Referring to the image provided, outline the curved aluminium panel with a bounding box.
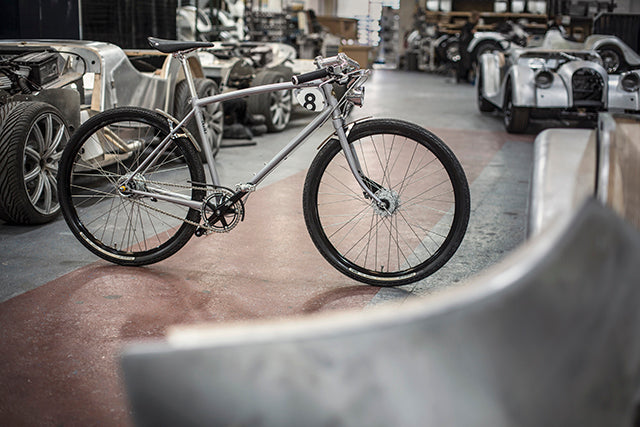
[122,200,640,427]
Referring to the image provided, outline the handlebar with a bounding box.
[292,68,330,84]
[291,53,360,85]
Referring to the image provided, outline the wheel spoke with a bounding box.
[59,111,205,265]
[308,124,469,285]
[29,174,44,204]
[24,146,41,163]
[24,164,41,182]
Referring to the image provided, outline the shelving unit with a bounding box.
[243,0,288,43]
[429,11,548,35]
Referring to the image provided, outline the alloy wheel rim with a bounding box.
[23,112,68,215]
[269,78,292,130]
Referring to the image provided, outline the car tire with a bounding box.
[0,101,70,224]
[247,70,292,133]
[473,41,501,62]
[503,84,529,133]
[174,78,224,161]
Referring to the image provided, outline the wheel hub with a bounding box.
[117,173,147,198]
[372,188,400,217]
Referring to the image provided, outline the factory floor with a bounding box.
[0,69,537,425]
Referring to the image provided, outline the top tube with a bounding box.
[193,81,299,108]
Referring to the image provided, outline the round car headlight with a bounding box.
[621,72,640,92]
[534,70,554,89]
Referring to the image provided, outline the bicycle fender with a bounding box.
[154,109,201,152]
[317,115,373,150]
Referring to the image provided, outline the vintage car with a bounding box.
[405,25,461,72]
[177,5,241,42]
[582,35,640,113]
[467,21,531,65]
[476,30,640,133]
[198,41,297,133]
[0,39,223,225]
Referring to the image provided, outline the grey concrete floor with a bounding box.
[0,69,534,302]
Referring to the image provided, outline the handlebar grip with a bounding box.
[292,68,330,84]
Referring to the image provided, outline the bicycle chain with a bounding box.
[127,196,216,231]
[123,178,217,232]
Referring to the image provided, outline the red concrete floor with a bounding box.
[0,128,533,425]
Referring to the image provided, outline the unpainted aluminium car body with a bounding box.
[467,21,530,62]
[198,41,297,133]
[478,30,640,133]
[0,39,221,224]
[583,35,640,113]
[0,38,212,130]
[477,30,611,133]
[535,32,640,111]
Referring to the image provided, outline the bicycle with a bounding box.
[57,37,470,287]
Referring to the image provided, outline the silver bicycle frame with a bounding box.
[123,54,382,210]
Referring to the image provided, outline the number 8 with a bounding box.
[304,93,317,111]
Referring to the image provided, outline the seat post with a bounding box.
[176,52,198,98]
[175,51,220,185]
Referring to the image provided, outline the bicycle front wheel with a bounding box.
[58,107,206,266]
[303,119,470,286]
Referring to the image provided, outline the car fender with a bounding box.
[586,35,640,68]
[505,65,536,107]
[478,52,503,99]
[608,71,640,111]
[533,71,569,108]
[10,88,81,131]
[468,32,506,53]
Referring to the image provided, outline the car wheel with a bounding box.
[597,45,623,74]
[503,84,529,133]
[174,78,224,161]
[474,41,501,60]
[0,101,69,224]
[247,70,292,133]
[445,39,461,64]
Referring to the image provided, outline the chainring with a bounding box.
[200,187,244,234]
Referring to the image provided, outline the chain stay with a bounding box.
[124,178,227,232]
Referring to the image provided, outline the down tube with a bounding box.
[249,106,334,185]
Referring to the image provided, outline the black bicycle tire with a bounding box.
[58,107,206,266]
[303,118,470,286]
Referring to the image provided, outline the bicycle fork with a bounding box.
[321,84,386,207]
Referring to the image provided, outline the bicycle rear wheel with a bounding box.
[303,119,470,286]
[58,107,206,266]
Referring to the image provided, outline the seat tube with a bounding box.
[178,53,220,185]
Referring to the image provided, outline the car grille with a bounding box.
[572,68,604,108]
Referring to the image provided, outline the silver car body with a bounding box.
[478,30,640,117]
[0,39,205,115]
[198,41,296,89]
